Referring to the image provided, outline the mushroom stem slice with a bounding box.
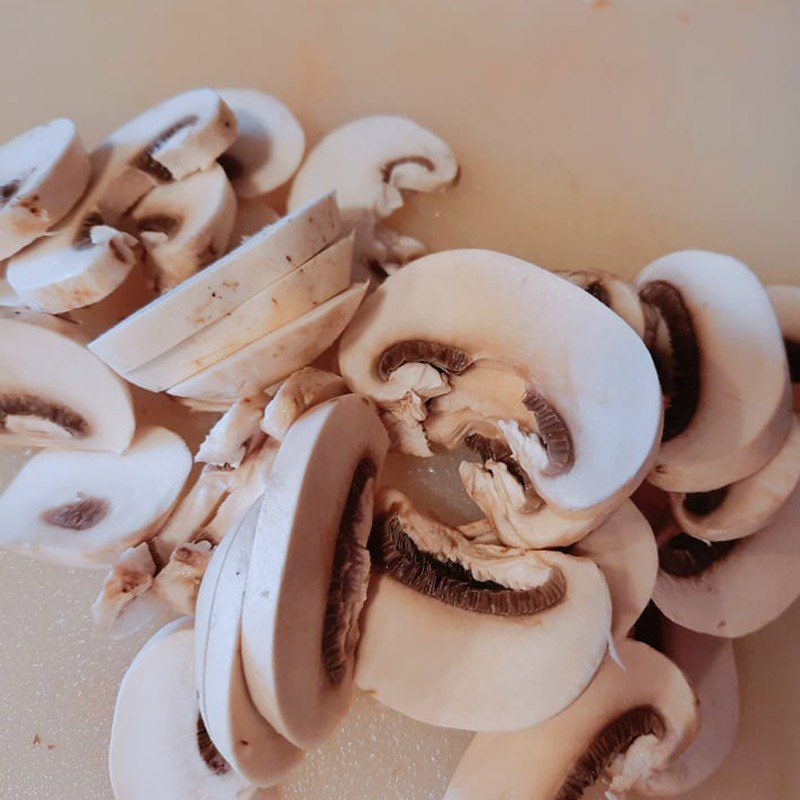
[196,397,268,468]
[767,284,800,412]
[91,542,158,629]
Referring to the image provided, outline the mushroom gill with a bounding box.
[681,486,729,518]
[42,497,110,531]
[195,713,231,776]
[658,533,738,577]
[521,388,574,476]
[132,116,199,182]
[377,340,473,381]
[0,393,89,438]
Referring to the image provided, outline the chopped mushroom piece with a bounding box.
[196,397,268,468]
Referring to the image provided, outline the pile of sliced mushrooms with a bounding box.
[0,87,798,800]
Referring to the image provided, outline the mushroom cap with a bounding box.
[194,502,304,786]
[339,249,662,516]
[444,640,698,800]
[241,395,389,748]
[767,284,800,411]
[218,89,305,198]
[637,250,792,492]
[90,192,340,374]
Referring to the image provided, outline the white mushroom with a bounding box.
[288,115,458,275]
[228,197,280,247]
[89,192,339,375]
[0,426,191,568]
[196,397,268,468]
[242,395,389,748]
[218,89,305,198]
[767,284,800,411]
[636,250,792,491]
[0,118,91,259]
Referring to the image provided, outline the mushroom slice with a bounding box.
[767,284,800,411]
[195,502,304,787]
[0,426,191,567]
[444,640,698,800]
[637,250,792,491]
[90,192,339,374]
[196,397,267,468]
[229,197,280,247]
[241,395,389,748]
[355,490,611,732]
[0,118,91,259]
[218,89,305,198]
[127,163,236,292]
[0,316,134,451]
[126,235,353,392]
[653,481,800,637]
[168,283,368,402]
[288,116,458,274]
[670,415,800,541]
[340,249,662,519]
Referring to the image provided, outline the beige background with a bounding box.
[0,0,799,797]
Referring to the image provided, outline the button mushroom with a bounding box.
[767,284,800,412]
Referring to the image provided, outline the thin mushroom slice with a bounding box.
[0,118,91,259]
[218,89,305,198]
[0,426,191,568]
[90,192,339,374]
[0,316,134,451]
[767,284,800,411]
[340,249,662,519]
[241,395,389,748]
[355,490,612,732]
[637,250,792,492]
[444,640,698,800]
[670,415,800,541]
[195,502,304,787]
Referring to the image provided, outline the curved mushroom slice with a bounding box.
[654,481,800,637]
[7,89,236,313]
[196,397,268,468]
[355,490,611,732]
[444,640,698,800]
[218,89,305,198]
[127,235,353,392]
[637,250,792,491]
[127,163,236,292]
[90,192,339,374]
[0,118,91,259]
[0,426,191,567]
[340,249,662,520]
[0,316,134,451]
[241,395,389,748]
[288,116,458,274]
[670,415,800,541]
[168,283,367,402]
[195,502,304,787]
[767,284,800,411]
[229,197,280,247]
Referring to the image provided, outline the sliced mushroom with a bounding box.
[218,89,305,198]
[89,192,339,374]
[0,315,134,451]
[196,397,268,468]
[0,118,91,259]
[637,251,792,491]
[7,89,237,313]
[241,395,389,748]
[0,426,191,567]
[168,282,368,402]
[670,415,800,541]
[288,116,458,275]
[0,275,22,307]
[767,284,800,411]
[126,163,236,292]
[195,502,304,787]
[339,249,662,522]
[444,640,698,800]
[228,196,280,247]
[126,234,353,392]
[355,489,612,731]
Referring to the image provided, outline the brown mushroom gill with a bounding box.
[658,533,738,578]
[464,432,529,486]
[377,340,473,381]
[73,210,106,249]
[196,713,231,776]
[556,706,666,800]
[42,497,110,531]
[0,393,89,438]
[370,514,566,615]
[135,213,182,238]
[322,458,377,685]
[584,280,610,308]
[380,155,436,183]
[217,152,244,181]
[0,177,21,206]
[522,388,574,475]
[682,486,729,517]
[132,116,199,182]
[784,339,800,384]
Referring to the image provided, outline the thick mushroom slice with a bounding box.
[228,197,280,247]
[653,480,800,637]
[126,163,236,292]
[767,284,800,411]
[340,249,662,521]
[241,395,389,748]
[637,250,792,491]
[195,502,304,787]
[444,640,698,800]
[168,282,368,402]
[355,490,611,732]
[0,118,91,259]
[0,316,134,451]
[90,192,339,374]
[669,415,800,541]
[126,234,353,392]
[288,115,458,274]
[218,89,305,198]
[0,425,191,568]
